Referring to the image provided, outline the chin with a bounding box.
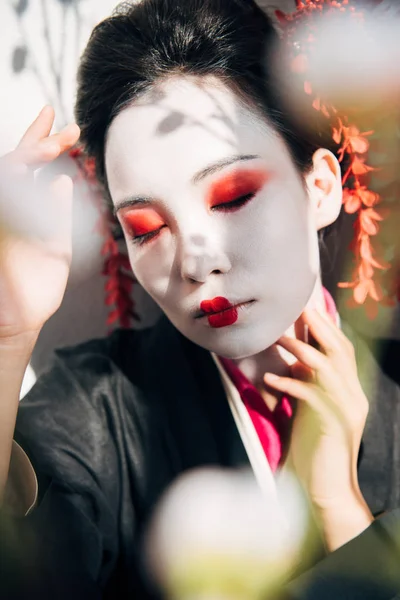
[188,323,285,360]
[216,332,280,360]
[171,289,314,359]
[196,297,313,358]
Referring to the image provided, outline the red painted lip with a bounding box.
[200,296,233,315]
[197,297,253,329]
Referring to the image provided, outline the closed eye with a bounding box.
[131,225,167,246]
[211,193,255,212]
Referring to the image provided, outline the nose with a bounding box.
[179,233,231,284]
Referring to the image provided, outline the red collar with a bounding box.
[218,289,337,472]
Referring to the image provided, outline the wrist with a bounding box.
[0,331,39,373]
[0,331,38,500]
[315,493,374,552]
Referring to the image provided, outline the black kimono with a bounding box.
[1,316,400,599]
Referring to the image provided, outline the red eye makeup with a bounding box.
[120,209,166,244]
[207,169,269,211]
[118,168,269,246]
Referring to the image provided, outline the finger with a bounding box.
[313,308,355,350]
[290,361,314,383]
[13,138,62,168]
[18,105,55,147]
[263,373,344,426]
[15,123,80,169]
[264,373,322,412]
[302,309,351,357]
[276,335,328,371]
[46,123,80,155]
[277,335,350,394]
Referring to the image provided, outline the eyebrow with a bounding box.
[113,195,154,216]
[191,154,260,184]
[113,154,260,215]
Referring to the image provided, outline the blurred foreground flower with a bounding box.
[278,8,400,110]
[145,468,309,600]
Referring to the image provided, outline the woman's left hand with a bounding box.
[264,308,374,550]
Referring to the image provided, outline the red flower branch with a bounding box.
[277,0,396,317]
[69,146,139,330]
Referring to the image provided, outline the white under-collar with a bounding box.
[211,352,279,501]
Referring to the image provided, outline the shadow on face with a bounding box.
[105,75,336,358]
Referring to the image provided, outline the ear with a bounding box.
[305,148,342,230]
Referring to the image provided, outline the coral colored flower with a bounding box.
[359,208,382,236]
[369,279,384,302]
[312,97,320,110]
[370,256,391,271]
[342,189,361,213]
[277,0,393,318]
[342,125,372,154]
[358,236,389,269]
[342,186,380,214]
[332,120,343,145]
[360,189,380,207]
[353,278,383,304]
[304,81,312,95]
[351,156,375,175]
[359,235,374,261]
[354,280,370,304]
[359,261,374,280]
[346,294,380,320]
[321,104,330,118]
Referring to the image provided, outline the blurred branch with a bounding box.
[40,0,68,123]
[73,0,82,66]
[8,0,85,127]
[58,2,68,108]
[9,0,57,107]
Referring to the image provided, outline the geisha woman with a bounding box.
[1,0,400,598]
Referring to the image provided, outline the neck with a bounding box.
[232,276,327,410]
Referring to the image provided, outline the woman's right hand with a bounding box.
[0,106,80,342]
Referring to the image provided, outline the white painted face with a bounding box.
[105,77,320,359]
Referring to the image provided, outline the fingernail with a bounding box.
[264,373,280,381]
[63,122,79,131]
